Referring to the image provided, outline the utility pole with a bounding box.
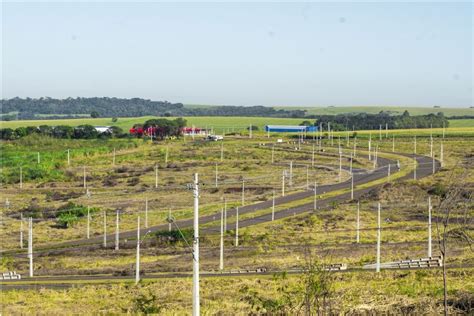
[224,198,227,231]
[353,137,357,158]
[306,165,309,190]
[271,145,275,164]
[272,190,275,221]
[373,147,377,169]
[376,202,381,273]
[215,163,218,188]
[135,216,140,284]
[311,144,315,167]
[192,173,200,316]
[241,179,245,206]
[281,171,285,196]
[67,149,70,166]
[220,142,224,162]
[87,206,90,239]
[392,135,395,153]
[83,166,87,188]
[20,213,23,249]
[155,164,158,189]
[168,208,172,232]
[413,157,417,180]
[235,207,239,247]
[103,211,107,248]
[385,123,388,138]
[356,201,360,243]
[115,210,120,251]
[28,217,33,277]
[349,153,353,175]
[428,197,432,258]
[313,182,317,211]
[440,141,444,167]
[289,161,293,187]
[379,125,382,140]
[430,136,433,158]
[432,151,436,174]
[351,175,354,200]
[368,134,372,161]
[145,198,149,228]
[339,153,342,182]
[220,207,224,270]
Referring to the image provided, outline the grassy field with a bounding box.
[273,105,474,117]
[0,116,307,131]
[1,128,473,314]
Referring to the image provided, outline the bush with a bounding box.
[56,202,97,228]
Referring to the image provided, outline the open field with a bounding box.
[2,115,474,131]
[0,116,307,131]
[1,128,473,314]
[273,105,474,117]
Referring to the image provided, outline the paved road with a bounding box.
[2,151,439,257]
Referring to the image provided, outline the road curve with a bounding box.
[2,151,440,255]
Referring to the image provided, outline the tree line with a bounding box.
[1,97,307,119]
[0,118,188,141]
[309,111,449,131]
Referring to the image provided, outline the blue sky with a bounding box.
[1,2,472,107]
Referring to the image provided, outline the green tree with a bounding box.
[90,111,100,118]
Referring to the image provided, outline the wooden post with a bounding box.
[155,164,158,189]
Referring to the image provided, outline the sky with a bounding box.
[1,1,472,107]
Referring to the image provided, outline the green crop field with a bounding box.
[273,105,474,117]
[0,116,306,131]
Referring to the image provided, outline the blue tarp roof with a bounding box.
[264,125,318,132]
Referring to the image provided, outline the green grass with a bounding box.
[274,105,474,117]
[448,119,474,127]
[0,116,307,132]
